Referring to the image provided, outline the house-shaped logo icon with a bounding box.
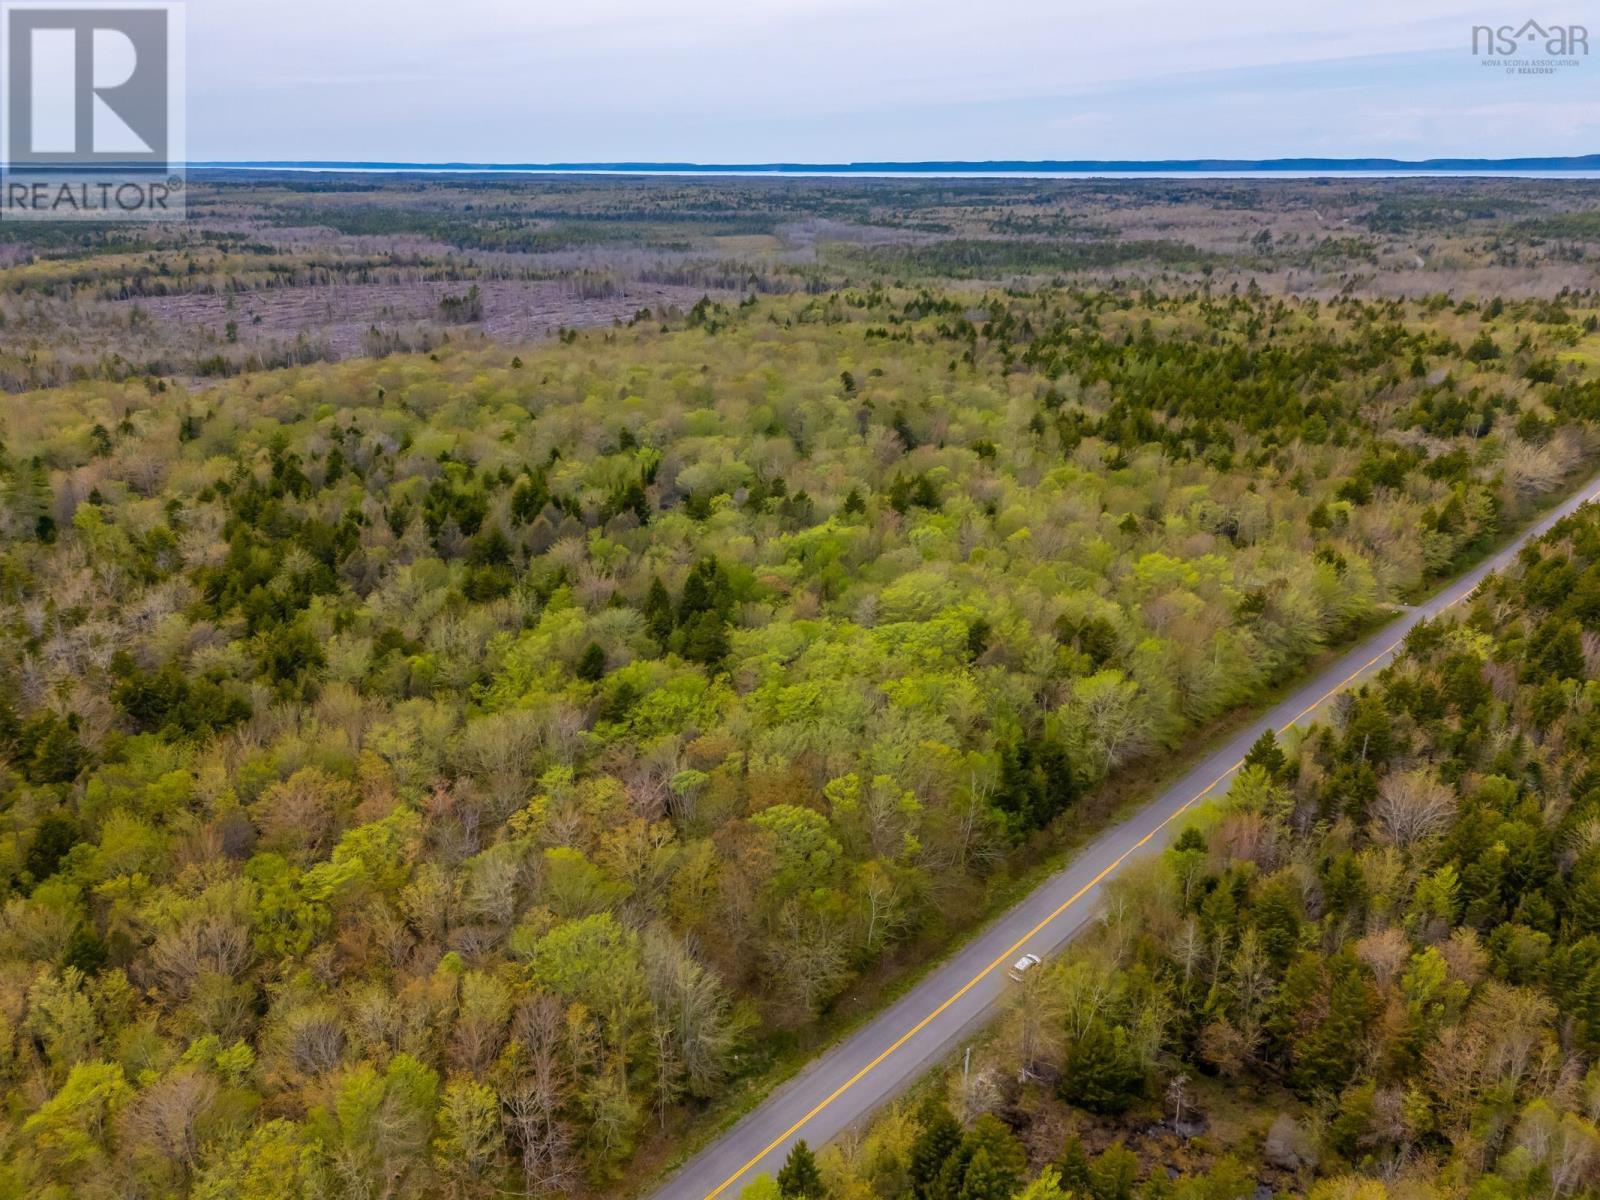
[1472,17,1589,57]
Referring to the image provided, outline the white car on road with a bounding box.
[1007,953,1042,982]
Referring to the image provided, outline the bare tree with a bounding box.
[1355,927,1412,989]
[149,913,251,999]
[451,970,513,1078]
[499,994,577,1195]
[767,903,850,1023]
[120,1066,216,1169]
[1001,961,1064,1080]
[1166,1073,1190,1126]
[642,928,742,1101]
[251,766,353,858]
[280,1003,347,1076]
[455,709,548,823]
[1516,1101,1600,1196]
[1372,769,1457,847]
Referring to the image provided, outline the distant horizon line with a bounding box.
[187,153,1600,175]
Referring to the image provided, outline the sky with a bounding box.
[185,0,1599,162]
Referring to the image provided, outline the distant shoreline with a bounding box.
[188,169,1600,181]
[185,155,1600,180]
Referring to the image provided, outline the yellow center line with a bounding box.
[700,486,1600,1200]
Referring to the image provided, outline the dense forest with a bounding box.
[787,501,1600,1200]
[0,279,1598,1198]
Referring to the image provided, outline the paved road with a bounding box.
[650,472,1600,1200]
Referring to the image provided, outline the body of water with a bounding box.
[191,165,1600,181]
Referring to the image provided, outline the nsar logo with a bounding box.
[1471,18,1588,74]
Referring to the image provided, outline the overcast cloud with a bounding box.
[185,0,1598,161]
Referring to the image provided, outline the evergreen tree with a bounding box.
[643,576,674,645]
[909,1101,962,1200]
[995,734,1077,833]
[1055,1137,1093,1197]
[956,1148,1012,1200]
[777,1140,826,1200]
[681,611,731,668]
[965,618,992,661]
[1243,728,1287,779]
[1059,1021,1144,1114]
[576,642,607,682]
[1289,955,1377,1096]
[957,1116,1025,1200]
